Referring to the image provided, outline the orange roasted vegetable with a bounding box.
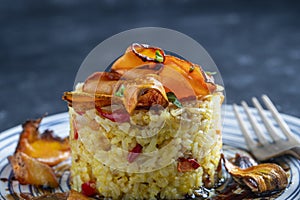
[119,74,168,113]
[15,118,70,166]
[63,91,113,114]
[111,43,216,98]
[63,43,218,114]
[111,43,165,74]
[8,151,58,188]
[83,72,122,94]
[64,74,168,114]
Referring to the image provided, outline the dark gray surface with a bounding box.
[1,0,300,132]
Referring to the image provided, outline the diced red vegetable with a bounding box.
[127,143,143,163]
[81,180,97,197]
[77,111,85,115]
[72,120,78,140]
[177,158,200,172]
[96,106,130,123]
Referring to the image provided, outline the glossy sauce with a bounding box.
[2,154,290,200]
[188,154,290,200]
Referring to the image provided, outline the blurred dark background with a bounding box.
[1,0,300,131]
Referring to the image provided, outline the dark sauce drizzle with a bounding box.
[186,154,290,200]
[4,155,290,200]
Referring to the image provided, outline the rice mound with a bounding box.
[68,84,223,199]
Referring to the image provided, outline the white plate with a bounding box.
[0,105,300,199]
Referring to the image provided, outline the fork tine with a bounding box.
[241,101,269,145]
[252,97,282,142]
[262,94,299,141]
[233,104,256,149]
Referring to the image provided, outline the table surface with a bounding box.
[1,0,300,132]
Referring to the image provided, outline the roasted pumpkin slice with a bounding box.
[63,91,113,114]
[8,151,58,188]
[16,118,70,166]
[83,72,121,94]
[64,73,168,114]
[111,43,164,74]
[111,43,216,97]
[163,55,216,96]
[118,74,168,113]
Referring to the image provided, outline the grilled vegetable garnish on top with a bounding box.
[63,43,218,116]
[111,43,216,96]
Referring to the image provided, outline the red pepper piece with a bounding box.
[81,180,97,196]
[77,111,85,115]
[128,143,143,163]
[96,106,130,123]
[72,120,78,140]
[177,158,200,172]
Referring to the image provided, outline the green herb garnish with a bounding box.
[205,71,217,76]
[115,84,125,97]
[189,65,195,73]
[167,92,182,108]
[155,50,164,63]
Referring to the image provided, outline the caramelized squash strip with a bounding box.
[64,74,169,114]
[16,118,70,166]
[8,152,58,188]
[63,43,217,113]
[111,43,216,97]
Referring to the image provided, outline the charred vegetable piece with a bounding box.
[222,155,288,193]
[177,158,200,172]
[8,152,58,188]
[63,43,219,115]
[83,72,121,95]
[136,88,169,109]
[64,74,169,114]
[119,74,168,113]
[233,153,258,169]
[128,143,143,163]
[63,91,113,113]
[15,118,70,166]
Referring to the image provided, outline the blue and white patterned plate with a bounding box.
[0,105,299,199]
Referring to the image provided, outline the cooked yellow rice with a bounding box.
[68,84,223,199]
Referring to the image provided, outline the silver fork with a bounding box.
[233,94,300,161]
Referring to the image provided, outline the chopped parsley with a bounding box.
[115,84,125,97]
[205,71,217,76]
[167,92,182,108]
[155,50,164,63]
[189,65,195,73]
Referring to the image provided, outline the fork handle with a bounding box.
[288,147,300,160]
